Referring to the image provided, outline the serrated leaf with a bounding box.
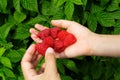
[113,27,120,34]
[90,4,104,14]
[87,13,97,32]
[107,0,119,11]
[0,72,5,80]
[13,0,21,12]
[6,50,23,63]
[71,0,83,5]
[14,11,26,23]
[111,10,120,19]
[63,59,78,73]
[0,0,7,10]
[0,57,12,69]
[2,67,15,78]
[27,15,48,25]
[96,12,115,27]
[14,24,30,40]
[21,0,38,12]
[57,0,66,7]
[41,1,50,15]
[52,8,64,19]
[100,0,109,6]
[65,2,74,20]
[0,23,14,40]
[0,47,6,57]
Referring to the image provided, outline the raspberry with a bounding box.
[50,27,61,39]
[37,29,50,39]
[54,40,65,53]
[35,43,49,56]
[57,30,69,40]
[43,36,54,47]
[63,34,76,47]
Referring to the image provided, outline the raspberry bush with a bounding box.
[0,0,120,80]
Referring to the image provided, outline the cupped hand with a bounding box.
[30,20,95,58]
[21,44,60,80]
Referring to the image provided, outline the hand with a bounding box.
[30,20,96,58]
[21,44,60,80]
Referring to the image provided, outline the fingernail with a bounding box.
[46,47,54,54]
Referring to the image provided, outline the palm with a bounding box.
[30,20,93,58]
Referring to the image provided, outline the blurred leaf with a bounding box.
[107,0,119,11]
[0,0,7,12]
[0,72,5,80]
[61,75,73,80]
[14,24,30,40]
[65,1,74,20]
[0,23,14,40]
[21,0,38,12]
[2,67,15,78]
[63,59,78,73]
[87,13,97,32]
[14,11,26,23]
[13,0,21,12]
[0,57,12,69]
[57,0,66,7]
[71,0,83,5]
[0,47,6,57]
[96,12,115,27]
[111,10,120,19]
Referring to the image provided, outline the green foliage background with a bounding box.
[0,0,120,80]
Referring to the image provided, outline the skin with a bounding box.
[21,20,120,80]
[30,20,120,58]
[21,44,60,80]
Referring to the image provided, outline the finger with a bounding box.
[44,48,58,75]
[51,20,77,29]
[21,44,41,77]
[31,34,42,43]
[29,28,39,35]
[35,24,48,31]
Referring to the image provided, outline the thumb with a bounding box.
[44,47,58,75]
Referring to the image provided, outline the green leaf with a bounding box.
[100,0,109,6]
[107,0,119,11]
[0,47,6,57]
[113,27,120,34]
[96,12,115,27]
[21,0,38,12]
[27,15,48,25]
[81,0,87,10]
[87,13,97,32]
[0,23,14,40]
[57,0,66,7]
[90,4,104,14]
[114,20,120,27]
[13,0,21,12]
[14,24,30,40]
[0,0,7,10]
[71,0,83,5]
[57,60,65,75]
[61,75,73,80]
[6,49,23,63]
[0,72,5,80]
[2,67,15,78]
[63,59,78,73]
[0,57,12,69]
[111,10,120,19]
[65,2,74,20]
[14,11,26,23]
[41,1,50,15]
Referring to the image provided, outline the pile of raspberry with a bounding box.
[35,27,76,56]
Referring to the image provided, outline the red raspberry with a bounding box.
[37,29,50,39]
[63,34,76,47]
[57,30,69,40]
[54,40,65,53]
[50,27,61,39]
[35,43,49,56]
[43,36,54,47]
